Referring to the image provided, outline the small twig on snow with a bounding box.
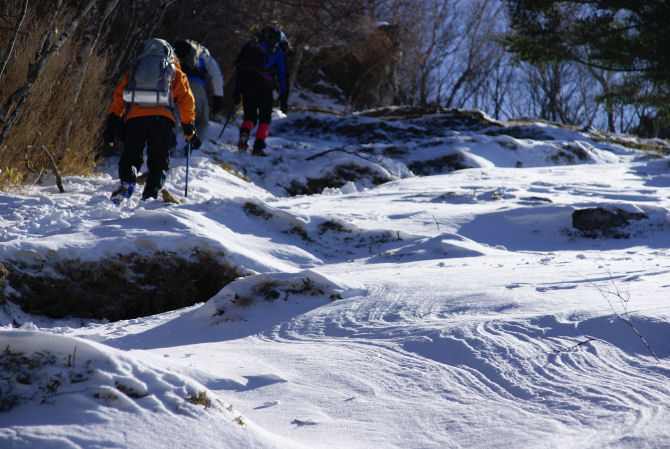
[551,337,599,354]
[593,264,659,363]
[305,146,355,161]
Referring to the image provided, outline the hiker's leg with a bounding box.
[253,78,275,152]
[143,117,174,198]
[257,77,275,127]
[241,88,258,128]
[238,81,259,150]
[119,117,149,183]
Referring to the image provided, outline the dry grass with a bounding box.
[213,158,251,182]
[0,0,185,190]
[0,3,115,190]
[186,391,212,408]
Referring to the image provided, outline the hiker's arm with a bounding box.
[174,69,196,124]
[108,72,129,117]
[202,52,224,97]
[276,51,287,97]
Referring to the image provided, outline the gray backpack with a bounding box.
[123,38,176,108]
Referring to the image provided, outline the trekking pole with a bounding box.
[185,138,191,198]
[218,104,237,139]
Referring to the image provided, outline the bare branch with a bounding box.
[39,145,64,193]
[593,264,660,363]
[0,0,29,82]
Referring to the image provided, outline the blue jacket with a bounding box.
[259,41,287,97]
[236,40,287,98]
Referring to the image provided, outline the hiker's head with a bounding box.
[173,40,191,60]
[259,26,287,52]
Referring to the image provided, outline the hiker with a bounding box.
[233,25,289,156]
[173,39,224,143]
[104,38,197,204]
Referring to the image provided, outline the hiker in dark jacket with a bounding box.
[233,26,289,156]
[104,38,196,204]
[173,39,224,141]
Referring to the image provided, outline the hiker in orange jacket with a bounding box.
[104,38,197,203]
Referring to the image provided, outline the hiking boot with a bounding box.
[110,181,135,205]
[237,128,250,152]
[252,138,267,156]
[141,187,159,201]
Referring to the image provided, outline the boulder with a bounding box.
[572,207,647,238]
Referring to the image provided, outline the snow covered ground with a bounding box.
[2,102,670,448]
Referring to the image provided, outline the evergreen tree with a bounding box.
[503,1,670,131]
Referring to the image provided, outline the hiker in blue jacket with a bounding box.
[173,39,224,144]
[233,26,289,156]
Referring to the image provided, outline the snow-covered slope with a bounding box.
[2,105,670,448]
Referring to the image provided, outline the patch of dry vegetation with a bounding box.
[0,3,113,190]
[1,249,242,321]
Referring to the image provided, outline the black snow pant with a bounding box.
[119,116,173,199]
[240,71,275,128]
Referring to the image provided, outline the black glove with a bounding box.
[184,134,202,155]
[103,114,123,147]
[211,95,224,115]
[280,95,288,114]
[191,134,202,150]
[182,122,196,140]
[232,90,241,106]
[182,122,201,152]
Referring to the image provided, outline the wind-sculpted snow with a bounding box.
[254,275,670,447]
[0,330,296,449]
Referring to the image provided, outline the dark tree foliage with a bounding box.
[503,1,670,115]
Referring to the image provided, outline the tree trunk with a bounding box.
[588,66,616,132]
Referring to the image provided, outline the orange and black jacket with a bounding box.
[108,60,195,125]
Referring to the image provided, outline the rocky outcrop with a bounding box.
[572,207,648,238]
[298,24,401,110]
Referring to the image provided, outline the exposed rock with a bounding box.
[285,163,390,196]
[572,207,647,238]
[485,125,554,141]
[298,24,401,109]
[408,154,470,175]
